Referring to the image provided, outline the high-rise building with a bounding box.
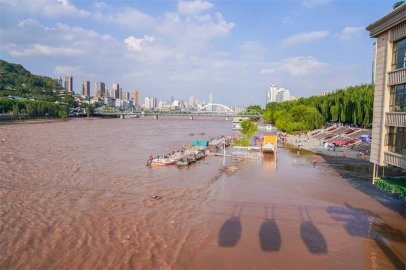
[267,84,278,103]
[208,92,214,111]
[209,92,214,104]
[132,90,140,105]
[144,96,157,109]
[65,75,73,93]
[119,88,123,100]
[82,80,90,97]
[95,82,106,97]
[112,83,120,99]
[267,84,291,103]
[188,96,196,108]
[275,88,291,102]
[366,5,406,178]
[124,92,130,101]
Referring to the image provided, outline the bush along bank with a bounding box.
[374,177,406,201]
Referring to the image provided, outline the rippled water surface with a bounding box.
[1,118,405,269]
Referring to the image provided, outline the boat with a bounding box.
[176,156,194,166]
[147,158,175,166]
[262,143,276,154]
[262,134,278,154]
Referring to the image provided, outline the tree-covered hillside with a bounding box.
[262,84,374,132]
[0,59,62,101]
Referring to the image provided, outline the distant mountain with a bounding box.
[0,60,62,100]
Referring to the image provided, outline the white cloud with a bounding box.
[124,35,155,51]
[178,0,214,15]
[260,68,275,75]
[280,31,329,48]
[25,0,90,18]
[9,44,83,57]
[282,17,293,25]
[302,0,331,8]
[261,56,328,77]
[102,7,155,29]
[336,26,364,41]
[279,56,328,76]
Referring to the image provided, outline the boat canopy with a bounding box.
[192,140,209,147]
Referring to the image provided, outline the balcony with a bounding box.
[386,112,406,127]
[388,68,406,85]
[384,151,406,168]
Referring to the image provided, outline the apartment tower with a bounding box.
[65,75,73,93]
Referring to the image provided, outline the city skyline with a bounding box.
[0,0,396,105]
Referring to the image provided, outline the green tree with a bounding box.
[246,104,263,114]
[393,1,405,9]
[58,109,68,120]
[12,103,20,120]
[234,119,258,146]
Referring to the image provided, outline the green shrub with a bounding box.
[374,178,406,200]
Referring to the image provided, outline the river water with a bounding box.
[0,118,405,269]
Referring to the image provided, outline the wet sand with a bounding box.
[0,118,405,269]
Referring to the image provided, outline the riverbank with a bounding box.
[287,133,364,160]
[286,133,406,201]
[0,118,67,125]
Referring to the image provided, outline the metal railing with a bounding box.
[384,151,406,168]
[386,112,406,127]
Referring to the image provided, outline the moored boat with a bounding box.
[147,158,175,166]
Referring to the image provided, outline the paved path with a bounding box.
[286,133,369,161]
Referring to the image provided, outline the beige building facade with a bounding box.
[366,5,406,179]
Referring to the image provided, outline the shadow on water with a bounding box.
[218,204,243,247]
[327,202,406,269]
[298,148,406,219]
[299,206,328,254]
[258,206,281,252]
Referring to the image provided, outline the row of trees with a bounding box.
[246,84,374,132]
[0,99,67,119]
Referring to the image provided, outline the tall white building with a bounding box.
[267,84,278,103]
[208,92,214,111]
[276,88,291,102]
[144,96,157,109]
[267,84,291,103]
[188,96,196,108]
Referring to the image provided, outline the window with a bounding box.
[386,127,406,155]
[389,84,406,112]
[392,38,406,70]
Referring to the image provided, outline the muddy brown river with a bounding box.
[0,118,405,269]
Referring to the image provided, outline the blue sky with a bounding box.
[0,0,395,106]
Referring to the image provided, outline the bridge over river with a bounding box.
[93,103,262,120]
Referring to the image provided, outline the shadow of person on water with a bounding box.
[299,206,328,254]
[218,204,243,247]
[258,206,281,252]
